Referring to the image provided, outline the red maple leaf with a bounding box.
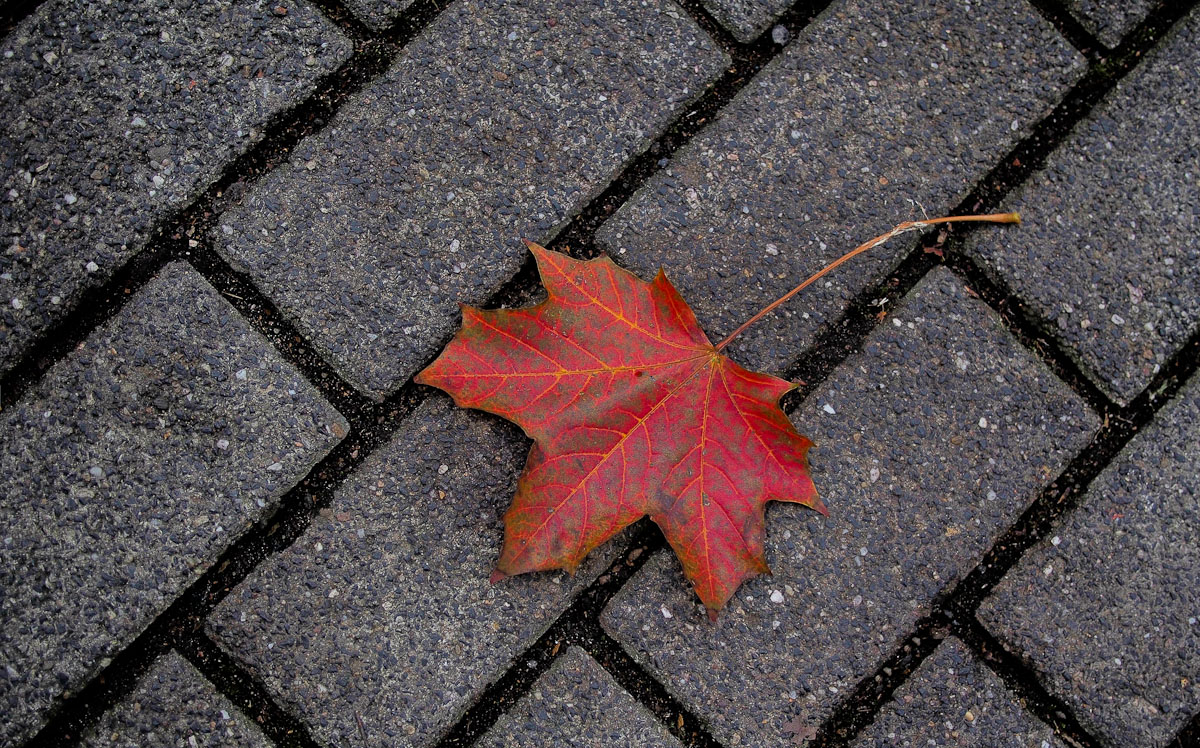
[417,215,1018,616]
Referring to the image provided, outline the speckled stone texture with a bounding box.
[479,647,682,748]
[82,651,272,748]
[209,397,625,747]
[979,373,1200,747]
[0,0,351,374]
[965,8,1200,406]
[601,268,1098,748]
[852,638,1065,748]
[597,0,1084,378]
[700,0,792,43]
[1065,0,1153,47]
[0,262,346,746]
[215,0,727,400]
[343,0,416,31]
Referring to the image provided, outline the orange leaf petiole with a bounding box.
[714,212,1020,351]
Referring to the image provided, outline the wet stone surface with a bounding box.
[479,647,683,748]
[81,651,273,748]
[699,0,793,43]
[208,397,625,748]
[979,372,1200,747]
[0,0,351,374]
[216,0,727,399]
[597,0,1083,378]
[851,637,1065,748]
[601,268,1098,748]
[1064,0,1153,47]
[966,7,1200,406]
[0,263,346,746]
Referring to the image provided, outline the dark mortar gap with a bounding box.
[179,633,325,748]
[578,624,725,748]
[1171,712,1200,748]
[0,0,40,38]
[1026,0,1104,57]
[955,616,1104,748]
[432,521,674,747]
[807,618,946,747]
[303,0,375,42]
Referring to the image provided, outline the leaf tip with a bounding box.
[812,495,830,517]
[489,568,508,585]
[706,607,720,623]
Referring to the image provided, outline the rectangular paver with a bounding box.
[479,647,682,748]
[82,651,273,748]
[208,397,625,747]
[978,372,1200,747]
[852,637,1065,748]
[0,263,346,745]
[596,0,1084,377]
[1064,0,1152,47]
[215,0,728,399]
[601,268,1098,748]
[0,0,352,374]
[965,7,1200,406]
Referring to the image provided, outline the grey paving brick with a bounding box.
[215,0,727,399]
[208,397,624,748]
[597,0,1084,378]
[479,647,682,748]
[852,637,1065,748]
[0,262,346,746]
[965,8,1200,406]
[978,373,1200,747]
[82,651,272,748]
[343,0,416,32]
[700,0,792,43]
[0,0,352,374]
[1064,0,1152,47]
[601,268,1098,748]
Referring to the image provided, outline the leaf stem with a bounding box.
[714,212,1020,351]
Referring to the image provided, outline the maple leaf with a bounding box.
[417,242,823,616]
[416,214,1019,617]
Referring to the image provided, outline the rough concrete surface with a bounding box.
[965,7,1200,406]
[0,0,351,373]
[979,372,1200,747]
[1064,0,1153,47]
[82,651,273,748]
[0,263,345,745]
[479,647,683,748]
[216,0,728,398]
[700,0,792,43]
[602,269,1098,747]
[209,398,624,747]
[852,637,1065,748]
[597,0,1084,378]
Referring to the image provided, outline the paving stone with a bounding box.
[343,0,416,32]
[0,263,346,746]
[208,397,625,747]
[597,0,1084,379]
[700,0,792,43]
[965,9,1200,406]
[216,0,727,400]
[852,637,1065,748]
[0,0,352,375]
[479,647,682,748]
[978,373,1200,747]
[82,651,272,748]
[601,268,1098,748]
[1064,0,1152,47]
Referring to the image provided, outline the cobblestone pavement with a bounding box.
[1,1,1197,747]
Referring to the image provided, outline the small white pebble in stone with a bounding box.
[978,417,988,428]
[772,620,781,629]
[50,295,61,305]
[507,30,517,40]
[822,403,836,415]
[328,588,339,598]
[770,590,784,603]
[221,224,234,235]
[85,261,99,273]
[859,547,868,556]
[869,467,880,483]
[765,243,779,256]
[235,368,248,381]
[267,462,283,471]
[63,193,77,205]
[1111,314,1125,325]
[152,175,165,188]
[660,605,673,619]
[220,710,231,721]
[1043,564,1054,577]
[216,439,230,450]
[10,298,22,309]
[315,542,323,552]
[438,464,449,475]
[89,466,104,479]
[892,317,902,326]
[449,239,460,252]
[1051,536,1061,546]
